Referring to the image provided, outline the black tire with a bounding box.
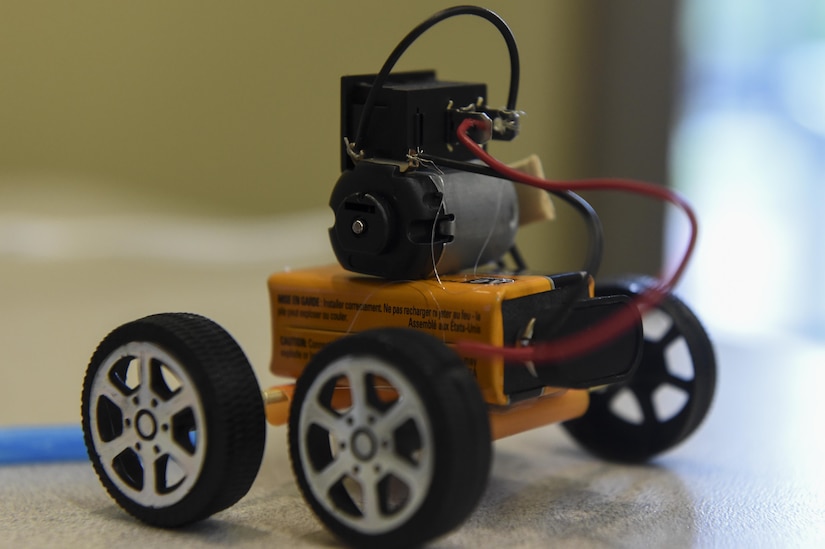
[562,277,716,462]
[289,328,491,548]
[81,313,266,527]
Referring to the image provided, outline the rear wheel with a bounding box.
[289,328,491,548]
[563,277,716,462]
[81,313,266,526]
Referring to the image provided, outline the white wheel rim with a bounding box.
[608,307,695,425]
[298,355,434,535]
[88,342,207,507]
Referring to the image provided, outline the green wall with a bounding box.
[0,1,585,216]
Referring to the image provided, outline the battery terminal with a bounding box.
[516,317,538,378]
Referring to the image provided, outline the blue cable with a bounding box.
[0,425,88,465]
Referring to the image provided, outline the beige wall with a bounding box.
[0,1,586,219]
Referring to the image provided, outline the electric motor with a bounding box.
[329,160,518,279]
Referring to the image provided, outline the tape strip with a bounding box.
[0,425,87,465]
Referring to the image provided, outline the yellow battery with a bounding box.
[267,264,554,405]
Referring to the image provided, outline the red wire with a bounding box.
[453,118,699,363]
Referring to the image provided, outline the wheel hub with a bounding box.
[351,428,377,461]
[136,410,158,440]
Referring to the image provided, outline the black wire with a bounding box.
[555,189,604,278]
[420,155,604,277]
[352,5,520,153]
[508,244,528,272]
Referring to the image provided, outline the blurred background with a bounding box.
[1,0,822,426]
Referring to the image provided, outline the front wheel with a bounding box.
[289,328,491,548]
[562,277,716,462]
[81,313,266,527]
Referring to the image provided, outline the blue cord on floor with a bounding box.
[0,425,87,465]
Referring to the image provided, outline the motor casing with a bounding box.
[329,160,519,279]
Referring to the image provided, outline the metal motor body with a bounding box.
[329,160,519,279]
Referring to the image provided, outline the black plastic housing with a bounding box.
[341,71,487,171]
[501,274,643,398]
[329,161,451,280]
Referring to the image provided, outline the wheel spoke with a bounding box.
[659,322,682,349]
[313,455,354,496]
[136,351,155,410]
[382,453,428,498]
[141,451,158,496]
[138,350,151,392]
[155,385,199,422]
[99,376,132,410]
[360,478,383,526]
[665,373,693,392]
[97,430,139,464]
[347,369,370,414]
[303,396,346,435]
[632,385,658,425]
[374,396,417,436]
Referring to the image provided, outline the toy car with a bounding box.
[80,6,715,548]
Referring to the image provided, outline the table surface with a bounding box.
[2,191,824,547]
[2,337,825,547]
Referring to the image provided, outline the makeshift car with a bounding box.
[81,6,715,548]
